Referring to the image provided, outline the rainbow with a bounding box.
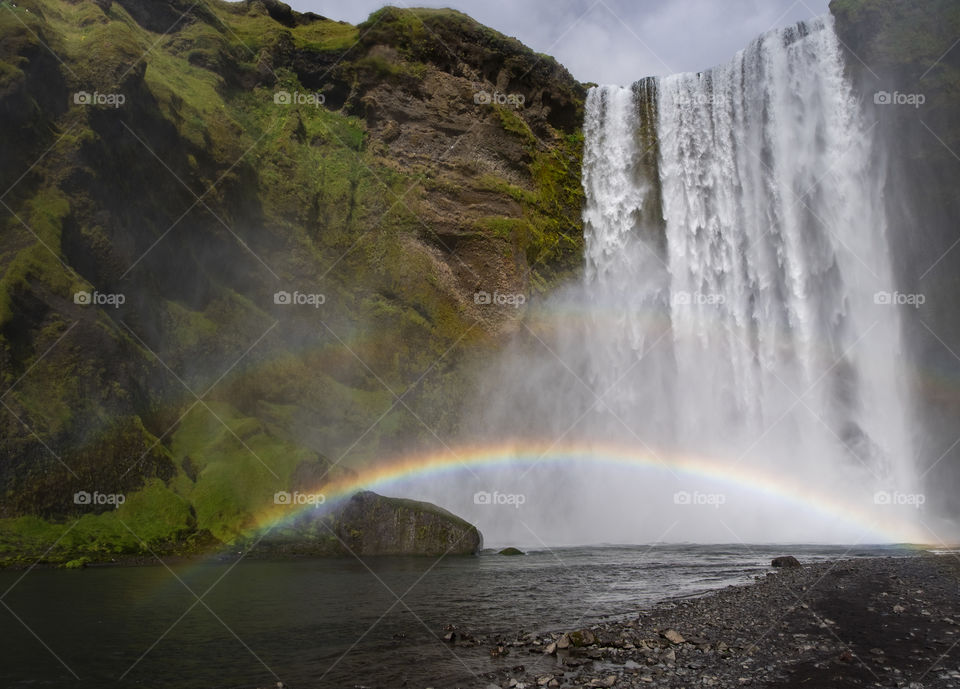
[249,440,930,544]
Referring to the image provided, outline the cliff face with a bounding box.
[0,0,583,560]
[830,0,960,514]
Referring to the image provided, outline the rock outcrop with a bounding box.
[260,490,482,557]
[335,491,482,556]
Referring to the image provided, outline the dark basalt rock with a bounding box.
[771,555,802,568]
[336,491,482,556]
[260,490,483,557]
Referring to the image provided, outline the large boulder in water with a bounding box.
[335,491,482,556]
[771,555,802,568]
[260,491,482,557]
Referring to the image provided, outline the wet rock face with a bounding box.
[315,7,588,334]
[260,491,482,557]
[335,491,482,556]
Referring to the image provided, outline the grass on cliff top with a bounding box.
[359,6,565,73]
[207,0,360,54]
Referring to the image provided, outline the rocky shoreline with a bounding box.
[450,554,960,689]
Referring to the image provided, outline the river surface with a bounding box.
[0,544,919,688]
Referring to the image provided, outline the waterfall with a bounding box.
[448,15,923,544]
[582,15,915,495]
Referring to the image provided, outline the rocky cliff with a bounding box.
[0,0,583,562]
[831,0,960,514]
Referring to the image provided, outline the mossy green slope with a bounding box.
[0,0,586,563]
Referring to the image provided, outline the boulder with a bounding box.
[661,629,685,645]
[498,547,525,555]
[334,492,483,556]
[569,628,596,646]
[771,556,802,568]
[261,490,483,556]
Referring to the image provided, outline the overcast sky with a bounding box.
[282,0,832,85]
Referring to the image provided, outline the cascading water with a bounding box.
[431,16,925,544]
[577,14,918,532]
[654,16,908,467]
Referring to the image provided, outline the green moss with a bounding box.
[0,479,194,563]
[62,556,91,569]
[0,186,76,326]
[115,479,194,545]
[291,22,359,54]
[475,216,530,241]
[483,119,584,284]
[170,402,313,543]
[496,106,538,147]
[351,54,429,81]
[0,516,65,557]
[477,175,537,204]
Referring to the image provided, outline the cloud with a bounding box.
[278,0,831,84]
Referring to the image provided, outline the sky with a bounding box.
[282,0,832,85]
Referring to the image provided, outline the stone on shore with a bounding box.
[661,628,685,645]
[484,555,960,689]
[771,555,802,568]
[569,628,596,646]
